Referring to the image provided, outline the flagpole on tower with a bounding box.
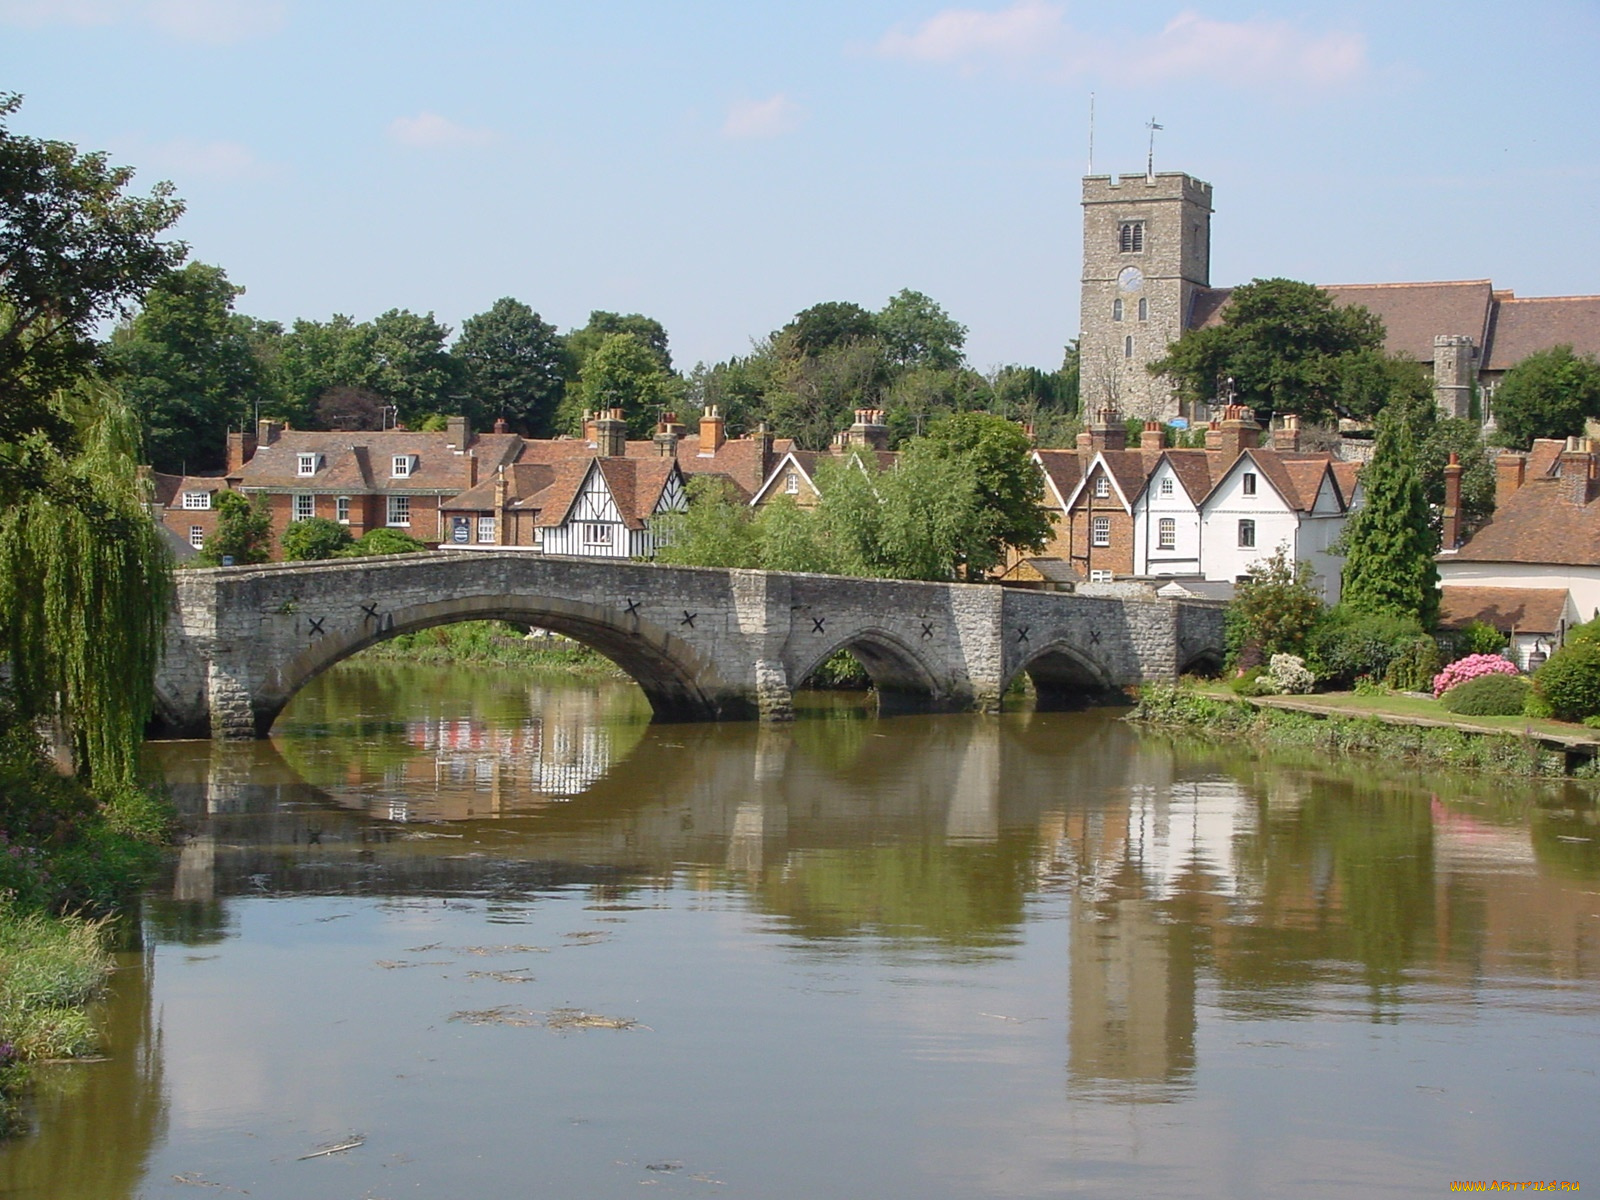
[1087,93,1095,175]
[1146,116,1163,183]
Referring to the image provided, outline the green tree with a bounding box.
[280,516,353,561]
[197,491,272,566]
[451,297,564,435]
[763,338,890,450]
[275,314,380,426]
[0,93,186,499]
[369,308,462,424]
[105,262,272,473]
[684,342,781,434]
[1339,412,1440,627]
[0,382,172,785]
[565,331,682,438]
[1149,278,1387,423]
[918,411,1051,576]
[777,301,877,359]
[875,288,966,370]
[653,476,762,569]
[1388,387,1496,539]
[1225,545,1324,667]
[563,310,672,378]
[347,527,428,556]
[1491,345,1600,450]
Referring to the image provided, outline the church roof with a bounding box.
[1484,295,1600,371]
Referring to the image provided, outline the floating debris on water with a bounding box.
[297,1134,366,1161]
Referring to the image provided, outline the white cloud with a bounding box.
[386,111,495,150]
[144,137,267,178]
[0,0,284,42]
[722,93,803,140]
[874,3,1368,90]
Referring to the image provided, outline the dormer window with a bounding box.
[296,453,319,476]
[1242,471,1257,497]
[1094,476,1110,499]
[1118,221,1145,253]
[392,455,415,478]
[181,491,212,510]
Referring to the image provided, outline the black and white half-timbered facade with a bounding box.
[537,458,687,559]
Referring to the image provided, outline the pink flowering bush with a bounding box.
[1433,653,1519,698]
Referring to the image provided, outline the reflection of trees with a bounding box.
[0,949,167,1197]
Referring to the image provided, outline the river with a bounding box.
[1,662,1597,1198]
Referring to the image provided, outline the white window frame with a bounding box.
[1158,518,1176,550]
[1242,471,1257,496]
[293,493,314,522]
[181,491,211,510]
[785,472,799,494]
[1091,516,1111,547]
[582,522,614,547]
[1238,519,1256,548]
[1094,476,1110,499]
[189,525,205,549]
[391,455,414,479]
[477,515,495,544]
[296,453,318,477]
[336,496,350,524]
[1090,569,1114,584]
[387,495,411,527]
[1159,477,1174,498]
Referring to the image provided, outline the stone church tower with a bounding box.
[1079,172,1213,421]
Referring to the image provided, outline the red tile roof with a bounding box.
[1484,296,1600,371]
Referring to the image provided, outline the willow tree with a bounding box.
[0,381,173,786]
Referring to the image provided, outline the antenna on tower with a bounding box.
[1087,92,1095,175]
[1145,116,1163,183]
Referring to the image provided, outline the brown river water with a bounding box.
[2,662,1598,1199]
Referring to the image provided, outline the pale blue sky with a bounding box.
[4,0,1597,373]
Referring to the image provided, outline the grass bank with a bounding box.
[0,706,170,1135]
[1132,684,1590,778]
[356,621,626,676]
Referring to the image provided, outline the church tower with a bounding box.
[1079,172,1213,421]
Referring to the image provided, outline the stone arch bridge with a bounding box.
[153,552,1225,739]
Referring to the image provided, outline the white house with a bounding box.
[1130,450,1214,578]
[535,457,687,559]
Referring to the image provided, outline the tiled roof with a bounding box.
[532,458,681,530]
[1329,461,1362,508]
[151,472,228,508]
[1438,586,1570,634]
[1321,280,1496,362]
[1159,450,1217,503]
[238,430,474,493]
[1447,470,1600,567]
[1484,296,1600,371]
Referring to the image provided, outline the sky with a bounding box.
[3,0,1598,375]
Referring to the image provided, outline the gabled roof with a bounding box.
[536,457,683,531]
[1329,461,1362,509]
[150,471,228,507]
[1032,449,1084,512]
[751,449,821,506]
[1438,586,1570,635]
[1201,447,1342,514]
[750,445,895,505]
[1062,450,1145,511]
[1149,449,1217,505]
[1484,296,1600,371]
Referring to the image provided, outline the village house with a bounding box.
[1436,436,1599,666]
[749,409,897,509]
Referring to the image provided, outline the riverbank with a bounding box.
[1132,684,1600,778]
[355,621,625,675]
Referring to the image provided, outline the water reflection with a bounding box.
[6,665,1596,1198]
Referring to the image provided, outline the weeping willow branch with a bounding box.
[0,380,172,786]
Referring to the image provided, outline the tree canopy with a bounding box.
[1148,278,1389,424]
[1490,345,1600,450]
[1339,411,1440,628]
[876,288,967,371]
[451,297,564,435]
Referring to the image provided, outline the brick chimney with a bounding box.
[1441,452,1462,551]
[699,405,726,454]
[582,410,598,446]
[256,418,283,447]
[494,467,509,546]
[754,420,774,470]
[594,408,628,457]
[654,411,684,457]
[447,414,472,451]
[1217,405,1260,461]
[1204,420,1222,452]
[1273,413,1301,453]
[848,408,889,451]
[1089,405,1126,452]
[226,429,257,475]
[493,417,508,434]
[1560,436,1595,506]
[1495,451,1527,506]
[1139,420,1164,452]
[466,453,479,489]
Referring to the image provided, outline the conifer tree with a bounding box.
[1339,412,1440,628]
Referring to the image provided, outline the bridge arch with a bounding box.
[790,627,949,712]
[1005,641,1121,710]
[255,592,724,734]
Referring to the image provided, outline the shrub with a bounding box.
[345,528,429,556]
[1439,673,1531,716]
[1385,635,1442,692]
[1229,666,1272,696]
[1534,641,1600,722]
[280,517,354,561]
[1566,615,1600,647]
[1308,608,1426,688]
[1452,620,1508,658]
[1433,652,1519,698]
[1268,653,1315,694]
[1224,547,1324,669]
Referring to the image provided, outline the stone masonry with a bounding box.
[153,552,1226,739]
